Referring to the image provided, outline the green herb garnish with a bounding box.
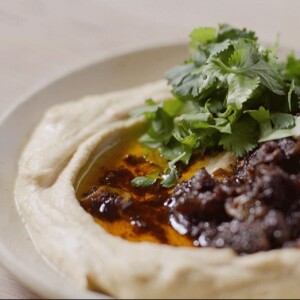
[131,24,300,188]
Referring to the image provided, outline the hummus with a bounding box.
[15,80,300,298]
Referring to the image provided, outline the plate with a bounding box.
[0,42,188,298]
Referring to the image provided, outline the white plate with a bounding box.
[0,43,188,299]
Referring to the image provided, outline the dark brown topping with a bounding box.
[77,137,300,254]
[123,154,147,166]
[81,189,130,222]
[165,169,227,222]
[81,183,169,243]
[167,137,300,254]
[79,154,174,245]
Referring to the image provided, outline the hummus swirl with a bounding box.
[15,81,300,298]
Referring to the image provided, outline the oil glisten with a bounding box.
[75,126,208,247]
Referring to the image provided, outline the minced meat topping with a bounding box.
[166,137,300,254]
[80,138,300,255]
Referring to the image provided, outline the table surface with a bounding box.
[1,0,300,298]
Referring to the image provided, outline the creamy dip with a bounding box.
[15,81,300,298]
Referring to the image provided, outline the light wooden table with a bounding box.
[0,0,299,298]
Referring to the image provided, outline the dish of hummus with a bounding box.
[15,24,300,298]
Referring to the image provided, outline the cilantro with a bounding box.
[162,98,183,116]
[285,53,300,83]
[139,133,162,148]
[219,115,259,156]
[227,39,259,69]
[245,59,284,95]
[160,140,192,164]
[161,152,186,188]
[216,24,257,42]
[288,80,295,111]
[165,64,195,88]
[161,166,178,188]
[131,172,162,188]
[226,74,260,109]
[131,176,157,188]
[259,116,300,142]
[148,107,173,142]
[247,107,272,137]
[271,113,295,129]
[130,24,300,188]
[174,112,213,128]
[189,27,217,49]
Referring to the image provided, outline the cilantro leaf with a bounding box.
[163,98,183,116]
[245,59,285,95]
[285,53,300,83]
[165,63,195,87]
[288,79,295,111]
[270,112,295,129]
[161,166,178,188]
[160,141,192,164]
[207,40,232,57]
[180,135,198,148]
[161,152,187,188]
[228,39,259,69]
[139,133,162,148]
[247,106,272,138]
[259,116,300,142]
[219,115,259,156]
[226,74,260,109]
[205,97,224,114]
[131,176,157,188]
[213,118,231,133]
[217,24,257,42]
[190,27,217,48]
[148,107,173,142]
[174,112,213,129]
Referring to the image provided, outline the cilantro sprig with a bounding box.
[131,24,300,188]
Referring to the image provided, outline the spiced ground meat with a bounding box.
[80,137,300,255]
[167,137,300,254]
